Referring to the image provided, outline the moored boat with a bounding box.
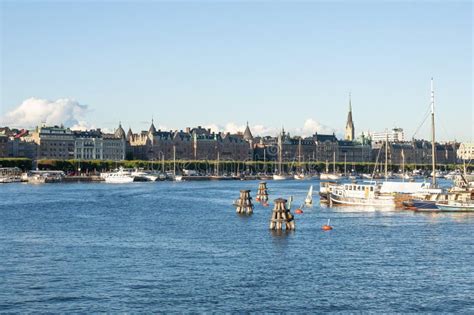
[103,168,134,183]
[26,170,65,184]
[435,201,474,212]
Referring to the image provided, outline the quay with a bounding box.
[63,176,104,183]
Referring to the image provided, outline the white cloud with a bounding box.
[295,118,336,137]
[1,97,91,129]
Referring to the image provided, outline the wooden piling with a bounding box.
[234,189,254,215]
[269,198,295,230]
[256,182,269,202]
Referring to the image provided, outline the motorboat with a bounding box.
[103,168,134,183]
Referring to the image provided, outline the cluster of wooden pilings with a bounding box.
[234,190,254,215]
[269,198,295,230]
[256,182,269,202]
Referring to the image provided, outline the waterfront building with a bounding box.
[457,143,474,161]
[74,129,126,161]
[74,130,103,160]
[127,121,251,161]
[372,140,458,166]
[370,128,405,143]
[31,125,75,159]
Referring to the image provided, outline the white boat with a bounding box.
[26,170,65,184]
[131,170,159,181]
[103,168,134,183]
[273,174,293,180]
[330,182,396,207]
[0,167,23,183]
[320,173,342,180]
[294,173,310,180]
[435,201,474,212]
[305,185,313,206]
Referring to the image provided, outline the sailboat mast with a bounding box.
[173,145,176,177]
[162,154,165,173]
[278,135,283,175]
[344,153,347,176]
[333,151,336,174]
[431,78,436,186]
[216,151,220,176]
[385,132,388,179]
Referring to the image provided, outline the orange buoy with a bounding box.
[295,208,303,214]
[322,219,333,231]
[256,197,260,202]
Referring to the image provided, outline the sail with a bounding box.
[305,185,313,204]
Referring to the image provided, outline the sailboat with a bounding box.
[304,185,313,206]
[273,132,292,180]
[171,145,182,181]
[294,138,310,180]
[320,151,342,180]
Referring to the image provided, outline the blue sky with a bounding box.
[0,1,472,141]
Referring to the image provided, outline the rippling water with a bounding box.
[1,180,473,312]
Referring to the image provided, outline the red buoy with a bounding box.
[295,208,303,214]
[322,219,333,231]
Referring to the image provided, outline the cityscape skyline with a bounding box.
[1,1,472,141]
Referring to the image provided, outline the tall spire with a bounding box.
[349,92,352,112]
[345,93,355,141]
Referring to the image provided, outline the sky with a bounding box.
[0,1,472,141]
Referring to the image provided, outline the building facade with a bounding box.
[457,143,474,161]
[31,125,75,159]
[370,128,405,143]
[127,122,252,161]
[74,129,126,161]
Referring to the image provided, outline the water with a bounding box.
[1,180,473,312]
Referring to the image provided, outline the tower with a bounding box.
[345,93,355,141]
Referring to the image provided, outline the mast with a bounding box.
[263,148,266,174]
[162,154,165,173]
[216,151,220,176]
[385,131,388,179]
[344,153,347,176]
[333,151,336,174]
[401,148,405,175]
[173,145,176,177]
[431,78,436,186]
[278,134,283,175]
[298,138,302,173]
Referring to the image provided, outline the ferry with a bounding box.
[329,181,441,208]
[330,182,396,207]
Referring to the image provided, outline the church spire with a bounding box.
[345,93,355,141]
